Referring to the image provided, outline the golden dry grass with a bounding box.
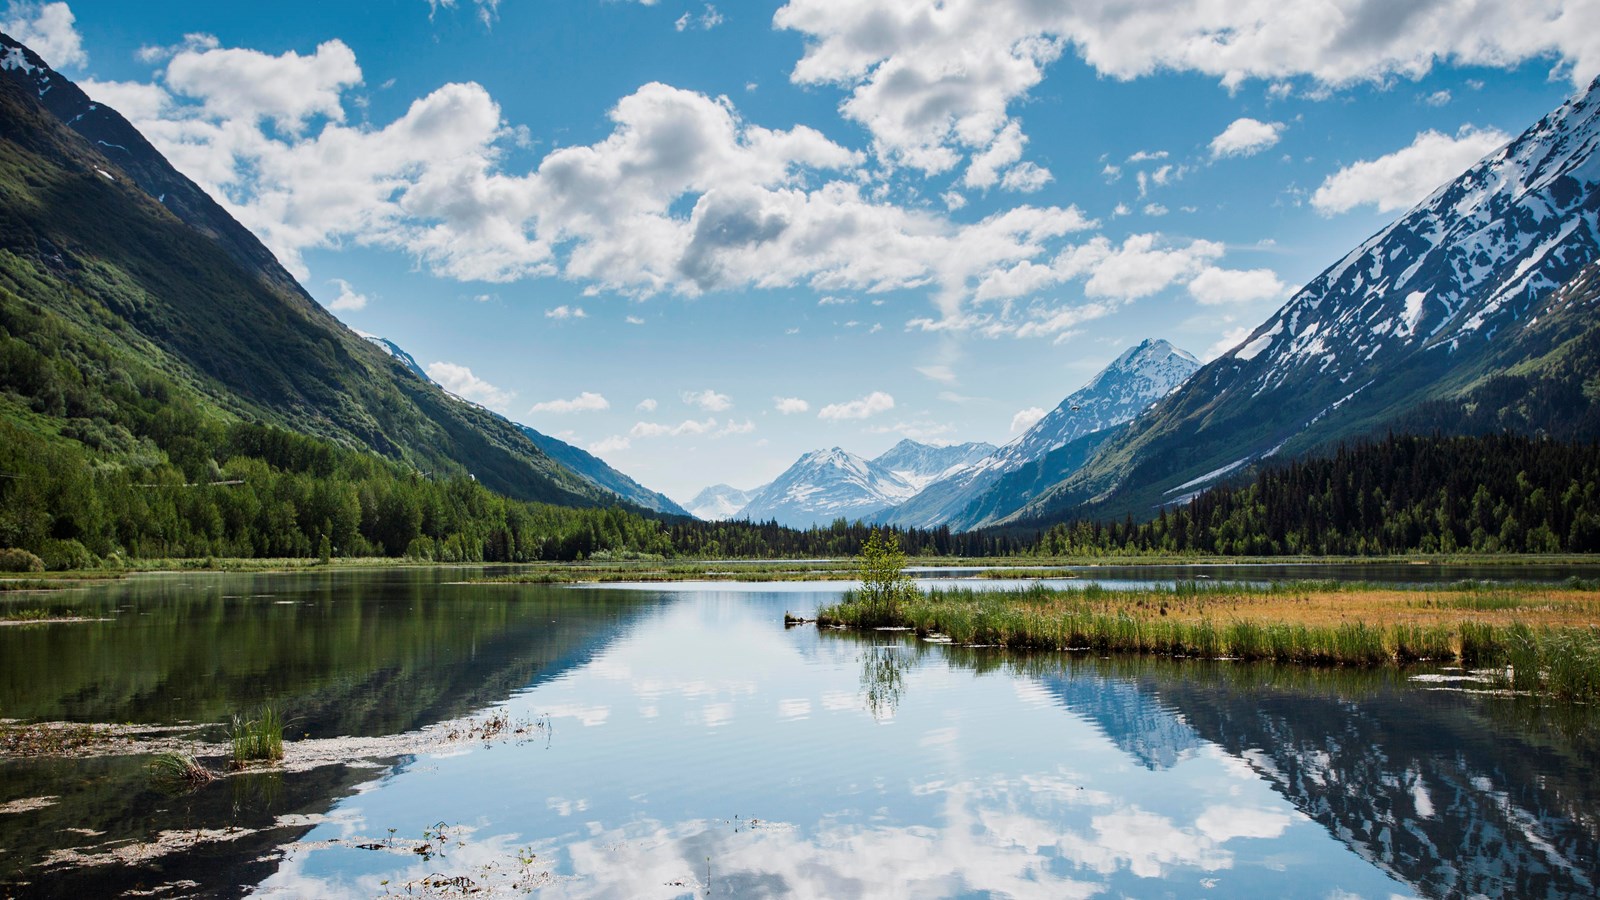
[1019,586,1600,630]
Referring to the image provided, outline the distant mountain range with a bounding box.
[873,439,996,491]
[737,447,921,529]
[685,484,756,521]
[699,440,996,528]
[693,340,1198,529]
[881,339,1200,531]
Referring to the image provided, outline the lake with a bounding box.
[1,566,1598,898]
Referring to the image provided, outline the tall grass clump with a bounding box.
[1391,624,1456,662]
[1224,621,1266,659]
[1544,629,1600,701]
[1458,622,1504,667]
[1505,624,1544,693]
[150,751,215,787]
[230,704,286,768]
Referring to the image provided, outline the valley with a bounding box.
[3,7,1600,898]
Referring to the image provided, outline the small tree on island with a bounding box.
[854,529,916,625]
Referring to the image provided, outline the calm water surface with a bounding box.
[1,567,1598,898]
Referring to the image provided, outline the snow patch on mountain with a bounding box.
[685,484,754,521]
[984,339,1201,472]
[359,332,430,383]
[871,439,997,492]
[1234,76,1600,398]
[881,339,1200,530]
[738,447,919,529]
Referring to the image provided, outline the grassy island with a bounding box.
[817,579,1600,700]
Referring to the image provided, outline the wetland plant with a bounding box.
[836,530,917,627]
[818,584,1600,699]
[149,751,215,787]
[230,704,286,768]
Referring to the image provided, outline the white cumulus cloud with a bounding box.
[588,434,630,455]
[819,391,894,420]
[3,1,85,69]
[682,389,732,411]
[1187,267,1288,305]
[1311,125,1512,215]
[773,0,1600,195]
[164,38,360,132]
[326,278,369,311]
[1010,406,1047,433]
[964,232,1223,311]
[546,305,588,319]
[631,417,718,438]
[88,33,1102,322]
[425,361,514,410]
[1210,118,1283,158]
[774,397,810,414]
[1058,233,1224,301]
[636,398,658,412]
[530,391,610,414]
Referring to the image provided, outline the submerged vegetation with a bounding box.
[818,581,1600,700]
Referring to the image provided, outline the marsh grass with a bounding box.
[230,705,286,768]
[1428,590,1530,611]
[0,581,60,593]
[817,582,1600,699]
[149,750,215,788]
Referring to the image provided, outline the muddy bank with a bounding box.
[0,711,548,770]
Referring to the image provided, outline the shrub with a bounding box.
[0,548,45,573]
[850,529,916,626]
[37,539,93,571]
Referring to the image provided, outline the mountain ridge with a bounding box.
[684,483,755,521]
[1007,77,1600,524]
[881,338,1200,531]
[737,446,917,528]
[0,31,622,509]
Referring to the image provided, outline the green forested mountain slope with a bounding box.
[0,32,610,508]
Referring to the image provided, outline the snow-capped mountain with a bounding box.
[684,484,754,521]
[883,339,1200,530]
[871,439,997,492]
[1010,76,1600,522]
[993,339,1199,470]
[359,333,430,383]
[737,447,918,529]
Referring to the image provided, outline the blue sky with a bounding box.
[3,0,1590,502]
